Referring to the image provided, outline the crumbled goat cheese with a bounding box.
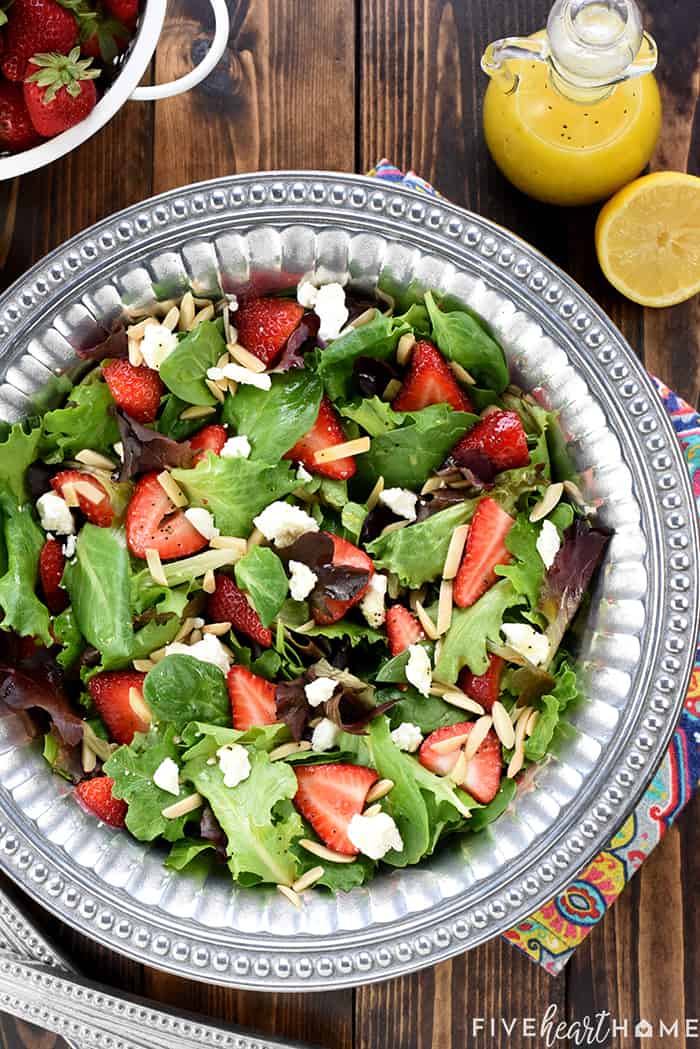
[296,463,313,483]
[360,573,388,627]
[501,623,551,667]
[165,633,231,676]
[288,559,317,601]
[311,717,341,752]
[296,279,319,309]
[390,722,423,753]
[304,677,337,708]
[216,743,251,788]
[347,811,404,860]
[253,501,319,549]
[153,757,180,796]
[113,441,124,461]
[62,534,77,558]
[536,519,561,569]
[140,324,178,371]
[37,492,75,535]
[405,643,432,697]
[220,435,251,459]
[379,487,418,522]
[226,294,239,313]
[314,283,349,341]
[222,363,272,390]
[184,507,220,541]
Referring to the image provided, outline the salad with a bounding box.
[0,277,610,902]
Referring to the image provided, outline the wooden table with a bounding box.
[1,1,698,1046]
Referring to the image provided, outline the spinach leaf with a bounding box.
[317,478,348,510]
[0,422,42,502]
[367,500,474,588]
[375,642,432,684]
[234,546,289,627]
[222,370,323,462]
[0,492,51,645]
[105,724,191,842]
[387,690,465,734]
[64,525,133,668]
[40,383,119,462]
[425,292,508,393]
[467,778,517,832]
[144,654,230,730]
[171,456,297,537]
[317,313,408,401]
[159,321,227,406]
[434,579,524,681]
[157,393,209,441]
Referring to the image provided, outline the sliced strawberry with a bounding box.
[103,359,163,424]
[458,654,504,712]
[39,538,68,615]
[386,604,425,656]
[207,574,272,647]
[51,470,114,527]
[125,472,208,560]
[283,396,356,480]
[453,497,514,609]
[75,776,128,828]
[294,763,379,856]
[226,666,277,730]
[87,670,149,745]
[418,722,502,804]
[190,424,227,463]
[236,297,305,368]
[312,532,374,626]
[392,340,473,413]
[450,410,529,473]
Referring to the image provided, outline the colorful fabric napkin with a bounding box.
[371,161,700,974]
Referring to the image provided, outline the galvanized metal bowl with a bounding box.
[0,172,697,990]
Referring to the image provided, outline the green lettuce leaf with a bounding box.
[181,721,289,761]
[105,724,191,842]
[171,456,297,537]
[0,422,42,502]
[0,492,51,644]
[466,778,517,832]
[387,690,465,733]
[144,654,230,731]
[222,369,323,462]
[425,291,509,393]
[165,840,216,872]
[63,525,133,668]
[317,312,408,401]
[367,501,473,588]
[341,501,367,542]
[434,579,524,681]
[182,749,302,886]
[523,659,580,762]
[317,477,348,510]
[40,382,119,462]
[291,845,375,891]
[496,514,543,608]
[288,618,385,648]
[53,608,85,670]
[159,320,226,406]
[234,546,288,627]
[339,396,400,437]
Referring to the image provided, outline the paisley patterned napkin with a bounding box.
[371,161,700,973]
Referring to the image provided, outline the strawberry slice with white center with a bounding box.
[226,666,277,730]
[386,604,426,656]
[458,654,504,712]
[449,410,529,473]
[294,763,379,855]
[125,471,208,560]
[75,776,128,828]
[311,532,374,625]
[392,340,473,412]
[39,537,68,614]
[236,297,305,368]
[418,722,502,804]
[283,396,356,480]
[190,424,227,463]
[88,670,149,745]
[453,497,514,608]
[51,469,113,527]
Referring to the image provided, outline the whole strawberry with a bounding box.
[80,10,130,62]
[24,47,99,137]
[102,0,136,28]
[2,0,79,82]
[0,80,42,151]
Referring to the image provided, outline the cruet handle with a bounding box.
[480,35,549,92]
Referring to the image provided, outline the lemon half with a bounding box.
[595,171,700,307]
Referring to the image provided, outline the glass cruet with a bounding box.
[481,0,662,206]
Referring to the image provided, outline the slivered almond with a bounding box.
[149,646,168,663]
[128,687,152,725]
[179,405,216,421]
[189,628,203,645]
[162,793,203,819]
[376,289,395,313]
[210,535,248,555]
[365,778,394,803]
[179,291,195,331]
[72,479,104,504]
[443,524,469,580]
[464,715,493,760]
[205,379,226,403]
[202,621,232,636]
[387,573,400,599]
[380,520,408,537]
[436,579,453,635]
[396,332,416,366]
[526,710,540,736]
[434,639,442,665]
[363,803,382,818]
[157,470,188,508]
[449,360,476,385]
[75,449,116,471]
[215,351,230,370]
[127,317,158,340]
[228,343,267,373]
[366,476,385,512]
[60,481,79,506]
[145,548,168,587]
[421,476,444,495]
[132,659,155,673]
[382,378,402,401]
[507,748,525,779]
[491,701,515,749]
[448,749,469,784]
[152,298,179,317]
[192,304,215,328]
[82,722,114,762]
[409,586,426,611]
[298,838,356,864]
[431,732,471,755]
[173,616,197,643]
[202,570,216,595]
[350,307,377,329]
[162,306,180,331]
[268,741,312,762]
[529,482,564,523]
[314,437,371,463]
[277,884,303,908]
[247,527,265,551]
[290,619,316,634]
[292,866,325,893]
[441,690,484,715]
[128,339,144,366]
[81,738,96,774]
[480,404,501,418]
[507,709,531,779]
[414,600,440,641]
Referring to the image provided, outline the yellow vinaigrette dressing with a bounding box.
[482,0,662,206]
